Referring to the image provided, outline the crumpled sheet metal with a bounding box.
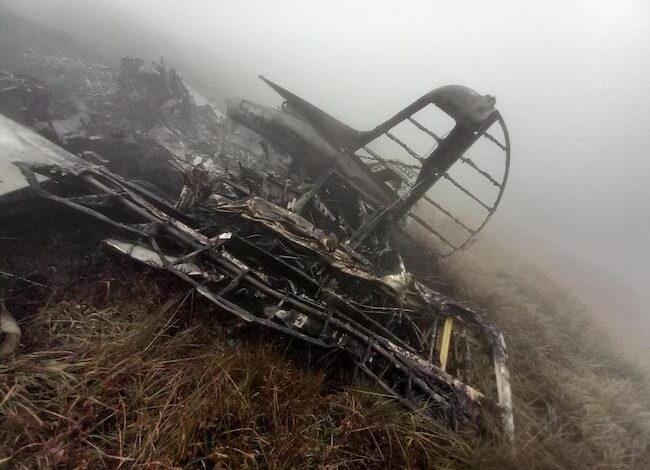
[0,113,87,197]
[217,197,427,300]
[105,238,204,276]
[1,57,226,200]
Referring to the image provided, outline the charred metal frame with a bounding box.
[1,56,516,442]
[14,161,514,441]
[228,78,511,257]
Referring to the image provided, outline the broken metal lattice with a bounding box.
[15,162,514,440]
[1,56,515,440]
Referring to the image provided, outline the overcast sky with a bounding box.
[2,0,649,319]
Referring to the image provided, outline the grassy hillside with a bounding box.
[445,240,650,469]
[2,234,649,469]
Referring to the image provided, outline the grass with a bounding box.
[1,236,649,468]
[0,275,472,469]
[445,240,650,469]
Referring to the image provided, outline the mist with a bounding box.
[2,0,648,325]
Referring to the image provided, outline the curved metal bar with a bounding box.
[444,111,511,255]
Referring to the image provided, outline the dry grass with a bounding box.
[0,278,478,469]
[445,240,650,469]
[1,238,649,469]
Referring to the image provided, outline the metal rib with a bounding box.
[482,131,506,151]
[407,211,458,250]
[442,174,493,212]
[459,157,502,188]
[385,131,425,163]
[407,117,442,143]
[360,147,420,171]
[360,147,420,181]
[421,195,475,235]
[361,145,383,161]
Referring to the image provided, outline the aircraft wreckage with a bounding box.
[0,59,513,440]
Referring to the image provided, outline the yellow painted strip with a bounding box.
[438,317,453,371]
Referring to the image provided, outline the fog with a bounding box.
[2,0,649,325]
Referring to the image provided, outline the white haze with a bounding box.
[1,0,649,329]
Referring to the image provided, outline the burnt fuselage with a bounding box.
[227,98,398,207]
[227,77,510,255]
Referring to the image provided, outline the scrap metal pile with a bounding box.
[0,57,514,440]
